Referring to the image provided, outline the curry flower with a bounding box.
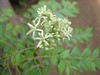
[26,23,43,39]
[36,32,53,48]
[27,5,73,49]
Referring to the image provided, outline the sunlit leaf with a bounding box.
[58,61,65,74]
[51,55,57,65]
[60,50,70,58]
[15,53,23,65]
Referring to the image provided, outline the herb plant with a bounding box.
[0,0,100,75]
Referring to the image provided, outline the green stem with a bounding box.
[19,36,28,43]
[23,55,50,61]
[0,40,15,49]
[2,67,7,75]
[33,58,43,75]
[7,65,12,75]
[15,65,21,75]
[19,47,35,53]
[35,55,50,59]
[33,47,39,54]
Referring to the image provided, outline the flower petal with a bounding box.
[27,23,34,28]
[37,41,42,48]
[36,18,41,27]
[44,40,49,45]
[26,29,33,35]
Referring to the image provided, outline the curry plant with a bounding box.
[0,0,100,75]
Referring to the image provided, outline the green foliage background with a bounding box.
[0,0,100,75]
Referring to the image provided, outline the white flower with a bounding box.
[26,5,73,49]
[35,31,53,48]
[63,27,73,40]
[26,22,43,38]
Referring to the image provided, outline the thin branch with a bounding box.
[33,58,43,75]
[20,47,35,53]
[0,40,15,49]
[15,65,21,75]
[7,65,12,75]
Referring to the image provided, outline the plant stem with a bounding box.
[0,40,15,49]
[33,58,43,75]
[23,55,50,61]
[7,65,12,75]
[20,47,35,53]
[15,65,21,75]
[19,36,28,43]
[2,67,7,75]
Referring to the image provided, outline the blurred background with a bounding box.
[0,0,100,75]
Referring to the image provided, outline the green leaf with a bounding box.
[0,24,3,38]
[95,60,100,69]
[17,42,25,50]
[55,12,64,18]
[5,9,13,17]
[24,12,31,18]
[6,23,12,31]
[23,69,40,75]
[51,55,57,65]
[82,60,94,71]
[82,47,91,57]
[71,60,81,71]
[58,61,65,74]
[43,59,49,65]
[42,66,50,74]
[0,9,13,22]
[92,48,99,58]
[60,50,70,58]
[77,36,84,43]
[25,50,33,58]
[59,8,75,17]
[12,25,21,36]
[54,46,64,53]
[66,67,70,75]
[68,28,93,45]
[20,28,27,37]
[61,0,79,17]
[11,54,16,64]
[62,0,67,7]
[90,63,96,71]
[48,0,61,11]
[15,53,23,65]
[4,46,10,53]
[22,60,31,69]
[71,46,80,56]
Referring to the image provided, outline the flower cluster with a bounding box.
[27,5,73,50]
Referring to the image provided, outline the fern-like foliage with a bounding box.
[65,27,93,47]
[20,0,100,75]
[50,46,100,75]
[0,9,13,23]
[23,0,79,23]
[0,0,100,75]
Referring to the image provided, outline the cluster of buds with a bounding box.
[26,5,73,50]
